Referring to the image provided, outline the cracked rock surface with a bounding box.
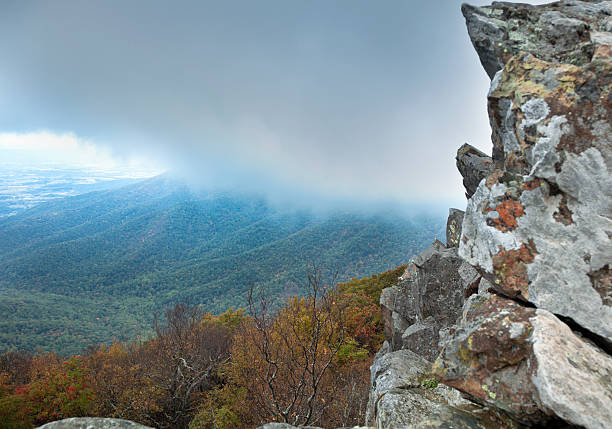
[456,144,494,199]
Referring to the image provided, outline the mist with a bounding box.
[0,0,552,210]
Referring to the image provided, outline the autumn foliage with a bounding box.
[0,266,405,428]
[0,353,94,428]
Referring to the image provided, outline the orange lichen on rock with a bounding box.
[492,242,537,300]
[486,200,525,232]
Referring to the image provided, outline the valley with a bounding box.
[0,173,444,355]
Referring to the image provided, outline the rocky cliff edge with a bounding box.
[368,1,611,428]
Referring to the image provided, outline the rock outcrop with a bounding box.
[257,423,371,429]
[256,424,324,429]
[456,144,494,199]
[37,418,152,429]
[368,1,612,428]
[462,0,612,79]
[460,0,612,346]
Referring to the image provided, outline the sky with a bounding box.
[0,0,552,207]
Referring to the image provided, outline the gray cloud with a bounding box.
[0,0,551,206]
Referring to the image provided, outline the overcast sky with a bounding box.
[0,0,551,207]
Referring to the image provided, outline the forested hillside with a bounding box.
[0,176,444,354]
[0,266,405,428]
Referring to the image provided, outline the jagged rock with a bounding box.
[446,208,465,247]
[433,294,544,423]
[459,1,612,344]
[375,389,481,429]
[258,425,371,429]
[258,424,303,429]
[380,240,479,358]
[459,259,481,299]
[374,388,520,429]
[411,239,446,268]
[374,340,390,360]
[402,245,473,358]
[531,309,612,428]
[477,277,494,296]
[456,144,494,198]
[408,243,466,329]
[462,1,612,79]
[37,418,152,429]
[370,2,612,427]
[433,294,612,428]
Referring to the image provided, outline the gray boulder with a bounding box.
[37,418,152,429]
[401,321,438,361]
[411,239,446,268]
[375,390,491,429]
[257,424,323,429]
[258,424,303,429]
[367,349,431,417]
[257,424,371,429]
[380,285,413,350]
[403,245,473,358]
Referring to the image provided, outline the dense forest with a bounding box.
[0,176,444,355]
[0,266,406,428]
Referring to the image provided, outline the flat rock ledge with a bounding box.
[257,423,373,429]
[37,418,152,429]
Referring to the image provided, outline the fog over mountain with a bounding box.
[0,0,550,206]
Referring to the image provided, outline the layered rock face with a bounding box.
[368,1,612,428]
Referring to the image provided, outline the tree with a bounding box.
[149,303,232,428]
[226,267,363,427]
[87,303,232,429]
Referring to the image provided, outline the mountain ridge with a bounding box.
[0,175,444,354]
